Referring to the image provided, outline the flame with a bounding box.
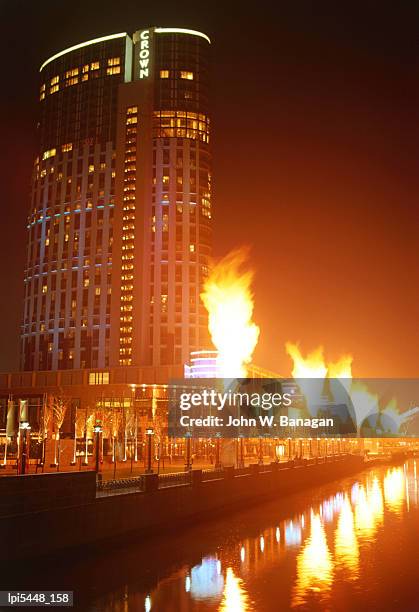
[201,249,259,377]
[285,343,419,430]
[286,343,352,381]
[328,355,353,380]
[285,343,328,379]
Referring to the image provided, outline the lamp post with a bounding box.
[215,435,221,469]
[237,436,245,468]
[145,427,154,474]
[130,384,138,463]
[94,424,102,474]
[18,421,30,475]
[185,434,192,471]
[258,437,264,465]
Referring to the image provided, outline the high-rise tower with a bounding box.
[21,28,212,371]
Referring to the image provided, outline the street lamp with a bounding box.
[215,434,221,469]
[94,424,102,474]
[19,421,30,475]
[146,427,154,474]
[184,433,192,471]
[130,384,138,463]
[258,437,264,465]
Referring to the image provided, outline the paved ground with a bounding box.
[0,437,283,478]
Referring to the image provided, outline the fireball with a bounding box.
[201,248,260,378]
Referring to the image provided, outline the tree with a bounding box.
[49,393,70,469]
[71,408,86,465]
[39,394,52,469]
[83,407,95,465]
[110,409,122,463]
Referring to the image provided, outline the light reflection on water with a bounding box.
[94,460,419,611]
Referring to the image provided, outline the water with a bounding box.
[5,460,419,611]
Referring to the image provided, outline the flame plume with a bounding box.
[285,343,419,431]
[201,248,260,378]
[285,343,328,379]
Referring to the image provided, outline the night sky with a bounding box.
[1,0,419,376]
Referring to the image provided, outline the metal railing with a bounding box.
[202,468,225,481]
[95,454,359,496]
[158,471,191,489]
[97,474,145,494]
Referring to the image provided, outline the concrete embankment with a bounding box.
[1,455,365,561]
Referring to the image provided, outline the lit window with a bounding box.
[42,148,56,160]
[180,71,194,80]
[88,164,94,173]
[50,75,59,85]
[88,372,110,385]
[90,61,100,70]
[42,285,48,294]
[106,66,121,75]
[127,106,138,114]
[189,244,195,252]
[82,64,89,73]
[126,116,137,125]
[65,77,78,86]
[160,70,169,78]
[82,73,89,81]
[108,57,120,66]
[95,287,101,295]
[50,84,59,94]
[61,143,72,152]
[65,68,79,78]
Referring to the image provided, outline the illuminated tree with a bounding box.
[50,393,70,468]
[71,408,86,465]
[83,407,95,465]
[109,409,122,463]
[38,394,52,467]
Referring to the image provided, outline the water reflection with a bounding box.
[141,463,419,610]
[354,478,383,537]
[292,513,333,606]
[334,495,359,575]
[384,467,405,512]
[189,556,224,601]
[219,568,250,612]
[84,461,419,611]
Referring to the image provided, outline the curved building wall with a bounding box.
[112,29,212,367]
[21,34,130,370]
[21,27,212,371]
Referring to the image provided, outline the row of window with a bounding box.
[160,70,194,80]
[40,58,121,100]
[119,106,139,366]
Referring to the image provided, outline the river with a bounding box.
[4,460,419,611]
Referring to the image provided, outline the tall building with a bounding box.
[21,27,212,371]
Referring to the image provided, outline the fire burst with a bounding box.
[285,342,419,432]
[201,248,260,378]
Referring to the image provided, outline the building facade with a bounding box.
[21,28,212,371]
